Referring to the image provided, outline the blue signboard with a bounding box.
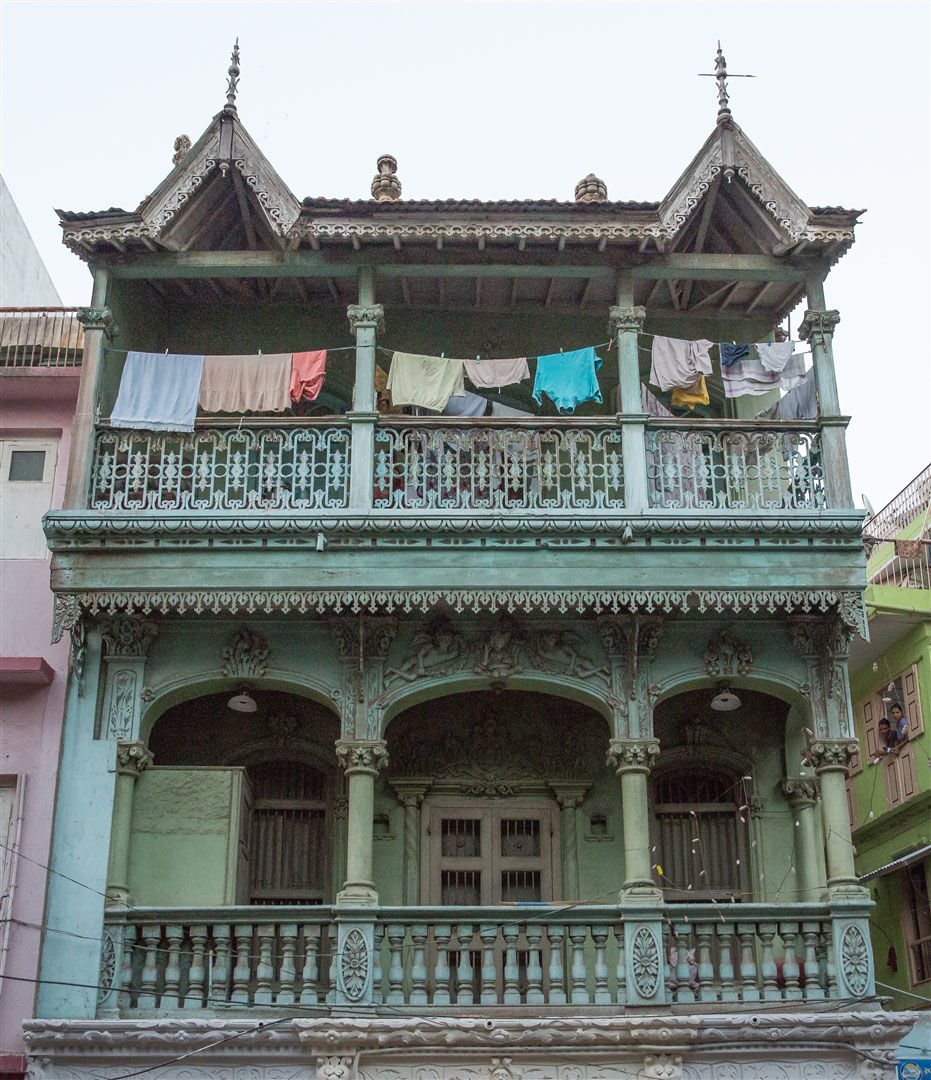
[899,1062,931,1080]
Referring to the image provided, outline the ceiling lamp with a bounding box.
[227,687,257,713]
[711,686,742,712]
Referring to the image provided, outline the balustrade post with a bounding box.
[390,780,429,905]
[799,285,852,508]
[782,779,823,900]
[346,276,384,512]
[609,288,648,512]
[65,276,116,509]
[106,741,153,906]
[550,782,589,900]
[333,739,387,1007]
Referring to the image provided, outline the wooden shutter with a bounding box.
[882,753,903,809]
[861,695,880,762]
[898,742,918,801]
[903,663,924,738]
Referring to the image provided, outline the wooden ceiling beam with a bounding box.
[327,278,342,304]
[474,276,483,307]
[544,277,557,308]
[401,278,412,306]
[746,281,772,315]
[680,175,722,309]
[690,281,736,312]
[579,277,593,310]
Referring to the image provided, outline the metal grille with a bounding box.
[500,870,542,902]
[645,424,825,510]
[500,818,540,857]
[441,819,481,857]
[441,869,481,905]
[91,424,351,511]
[373,423,624,510]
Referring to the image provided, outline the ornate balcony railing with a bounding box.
[645,422,825,511]
[101,902,869,1014]
[90,422,351,511]
[373,420,624,511]
[864,463,931,541]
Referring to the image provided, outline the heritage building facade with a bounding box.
[26,48,914,1080]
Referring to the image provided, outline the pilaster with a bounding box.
[97,616,159,740]
[64,283,116,509]
[609,294,648,512]
[106,740,153,907]
[346,274,384,511]
[389,780,430,905]
[781,778,823,900]
[549,781,590,900]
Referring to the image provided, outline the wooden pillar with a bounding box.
[335,740,389,905]
[782,779,823,900]
[64,271,116,509]
[390,781,430,905]
[799,278,852,508]
[346,269,383,512]
[609,273,648,513]
[106,741,152,906]
[550,782,590,901]
[607,739,661,903]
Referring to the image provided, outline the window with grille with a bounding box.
[651,767,749,901]
[246,760,330,904]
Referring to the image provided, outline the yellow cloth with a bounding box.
[670,375,709,410]
[386,352,465,411]
[199,353,292,413]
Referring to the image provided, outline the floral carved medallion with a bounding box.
[630,926,661,999]
[840,924,870,997]
[340,928,370,1001]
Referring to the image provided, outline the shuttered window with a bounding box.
[902,862,931,986]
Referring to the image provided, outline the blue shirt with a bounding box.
[532,347,602,414]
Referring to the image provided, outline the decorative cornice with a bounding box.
[115,740,153,777]
[76,307,119,340]
[220,626,270,678]
[99,615,159,658]
[346,303,385,333]
[606,738,660,773]
[50,587,869,637]
[798,309,841,344]
[805,738,859,772]
[335,739,389,774]
[608,305,646,336]
[297,218,667,246]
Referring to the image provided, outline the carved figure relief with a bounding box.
[630,926,661,999]
[221,627,270,679]
[99,615,159,658]
[703,629,752,679]
[340,928,370,1001]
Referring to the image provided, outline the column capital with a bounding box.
[804,738,858,773]
[798,309,840,344]
[781,777,820,807]
[608,305,646,336]
[99,615,159,659]
[607,738,660,774]
[76,306,120,340]
[336,739,389,775]
[346,303,385,334]
[115,740,153,778]
[389,779,430,808]
[549,781,591,810]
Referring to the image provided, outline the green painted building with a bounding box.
[847,466,931,1035]
[26,46,918,1080]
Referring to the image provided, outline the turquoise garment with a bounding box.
[531,347,602,413]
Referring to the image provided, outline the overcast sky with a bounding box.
[1,1,928,509]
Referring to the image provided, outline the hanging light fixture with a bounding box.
[227,686,257,713]
[710,685,741,712]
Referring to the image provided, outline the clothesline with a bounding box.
[103,345,358,355]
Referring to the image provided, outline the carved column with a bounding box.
[106,740,153,906]
[608,739,661,902]
[609,286,648,512]
[346,271,384,511]
[782,779,823,900]
[331,796,349,901]
[335,739,389,905]
[806,739,862,897]
[390,780,430,905]
[65,287,118,509]
[550,782,589,900]
[799,300,852,508]
[97,616,159,741]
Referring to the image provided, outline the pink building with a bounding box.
[0,309,82,1075]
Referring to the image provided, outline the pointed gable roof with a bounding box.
[137,106,301,249]
[659,117,811,247]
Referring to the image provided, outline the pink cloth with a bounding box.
[290,350,327,402]
[463,356,530,389]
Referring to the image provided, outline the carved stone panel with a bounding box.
[221,627,270,678]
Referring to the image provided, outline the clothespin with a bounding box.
[475,354,481,364]
[440,352,445,360]
[258,349,262,356]
[164,348,169,355]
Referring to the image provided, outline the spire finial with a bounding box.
[225,39,240,111]
[714,41,731,122]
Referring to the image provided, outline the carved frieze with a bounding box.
[220,627,269,679]
[99,615,159,658]
[703,628,752,679]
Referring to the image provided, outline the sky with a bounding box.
[1,1,928,509]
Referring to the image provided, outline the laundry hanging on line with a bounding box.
[649,336,714,393]
[386,352,466,411]
[671,375,710,410]
[463,356,530,390]
[199,353,293,414]
[532,347,602,413]
[290,350,328,403]
[111,351,205,432]
[719,343,751,368]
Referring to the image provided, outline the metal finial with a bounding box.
[699,43,754,125]
[226,39,240,110]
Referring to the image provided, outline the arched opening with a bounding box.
[137,688,341,907]
[652,686,790,903]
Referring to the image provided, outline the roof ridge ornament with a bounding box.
[225,38,241,112]
[699,42,755,126]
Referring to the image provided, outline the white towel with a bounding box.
[111,351,204,432]
[755,341,795,374]
[464,356,530,389]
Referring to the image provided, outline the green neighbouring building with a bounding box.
[24,44,922,1080]
[847,466,931,1063]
